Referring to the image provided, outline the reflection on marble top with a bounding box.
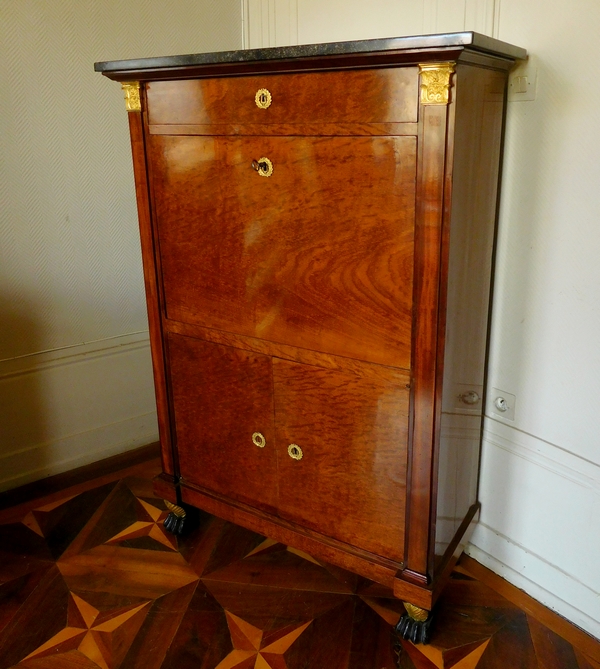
[94,31,526,73]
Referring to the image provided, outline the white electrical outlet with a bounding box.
[488,388,516,421]
[452,383,484,414]
[508,56,537,102]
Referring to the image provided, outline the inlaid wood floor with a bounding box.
[0,458,598,669]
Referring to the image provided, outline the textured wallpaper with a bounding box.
[0,0,241,360]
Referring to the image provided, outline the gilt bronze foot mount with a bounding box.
[163,500,187,535]
[393,601,433,651]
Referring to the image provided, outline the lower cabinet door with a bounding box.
[168,333,278,513]
[273,358,409,563]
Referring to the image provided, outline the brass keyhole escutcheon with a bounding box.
[255,88,272,109]
[251,157,274,177]
[287,444,303,460]
[252,432,266,448]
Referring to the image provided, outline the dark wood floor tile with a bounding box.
[201,522,268,577]
[30,483,117,560]
[0,566,54,635]
[203,546,354,594]
[0,525,53,563]
[396,643,419,669]
[429,598,523,651]
[528,615,580,668]
[284,599,353,669]
[64,482,142,556]
[477,613,538,669]
[0,551,53,587]
[0,566,69,669]
[17,648,100,668]
[360,596,404,626]
[348,597,396,669]
[179,515,227,578]
[260,654,289,669]
[92,600,151,668]
[160,581,232,669]
[319,561,362,594]
[439,578,521,611]
[398,640,439,669]
[119,581,198,669]
[202,579,350,632]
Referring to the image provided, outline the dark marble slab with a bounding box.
[94,31,526,73]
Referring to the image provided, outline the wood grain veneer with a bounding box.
[146,68,418,125]
[151,133,416,369]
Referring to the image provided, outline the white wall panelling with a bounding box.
[0,334,158,492]
[467,419,600,637]
[243,0,498,49]
[0,1,242,485]
[243,0,298,48]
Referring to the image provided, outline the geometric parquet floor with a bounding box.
[0,459,598,669]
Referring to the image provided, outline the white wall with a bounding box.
[0,0,242,490]
[243,0,600,638]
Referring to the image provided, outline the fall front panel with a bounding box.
[151,134,416,369]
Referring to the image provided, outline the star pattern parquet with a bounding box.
[0,459,597,669]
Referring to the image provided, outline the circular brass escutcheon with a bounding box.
[252,432,266,448]
[287,444,303,460]
[255,157,273,177]
[255,88,272,109]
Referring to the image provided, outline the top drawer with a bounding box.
[146,67,418,126]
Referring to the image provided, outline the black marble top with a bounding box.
[94,31,526,73]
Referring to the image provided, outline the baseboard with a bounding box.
[0,332,159,492]
[467,417,600,639]
[466,525,600,639]
[0,442,160,511]
[0,413,158,492]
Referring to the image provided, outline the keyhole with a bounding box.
[255,88,272,109]
[288,443,303,460]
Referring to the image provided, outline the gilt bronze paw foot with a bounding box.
[393,602,433,647]
[163,500,187,535]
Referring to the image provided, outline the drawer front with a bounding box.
[273,358,409,562]
[147,68,418,126]
[168,334,278,513]
[152,134,416,369]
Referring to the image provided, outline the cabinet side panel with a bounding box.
[128,110,176,478]
[434,65,508,567]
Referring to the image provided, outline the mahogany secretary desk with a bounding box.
[95,32,526,644]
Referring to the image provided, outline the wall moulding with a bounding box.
[0,333,158,492]
[243,0,298,48]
